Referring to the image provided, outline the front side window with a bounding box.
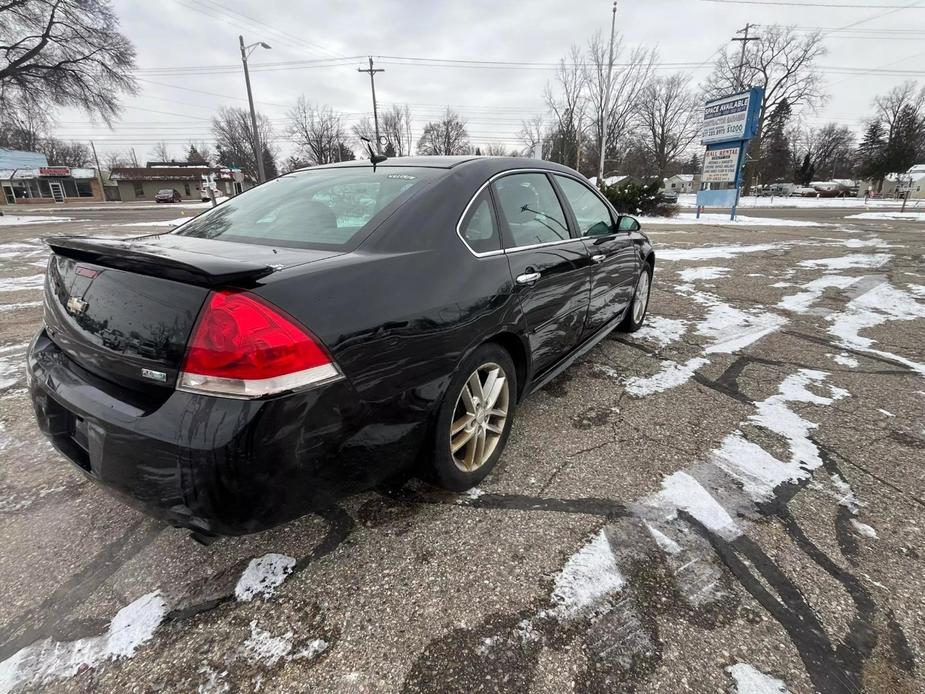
[459,191,501,254]
[492,173,570,248]
[175,168,437,250]
[555,176,615,237]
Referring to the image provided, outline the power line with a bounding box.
[702,0,923,7]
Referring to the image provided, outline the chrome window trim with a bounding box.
[455,168,585,258]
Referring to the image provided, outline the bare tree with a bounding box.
[381,104,413,156]
[544,44,587,169]
[416,108,469,155]
[186,141,213,165]
[586,31,657,177]
[704,25,828,190]
[0,107,48,150]
[0,0,137,124]
[479,143,510,157]
[102,149,131,170]
[636,73,702,178]
[212,106,278,181]
[149,141,171,163]
[36,137,90,166]
[873,81,925,148]
[797,123,854,180]
[288,97,348,165]
[519,115,546,157]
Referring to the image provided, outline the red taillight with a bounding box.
[178,290,341,398]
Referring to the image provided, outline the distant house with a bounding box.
[663,173,699,194]
[908,172,925,200]
[587,174,640,188]
[1,148,103,205]
[858,164,924,198]
[110,163,252,202]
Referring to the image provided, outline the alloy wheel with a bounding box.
[450,362,510,472]
[632,270,651,324]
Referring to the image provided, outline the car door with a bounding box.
[553,175,637,335]
[491,172,591,373]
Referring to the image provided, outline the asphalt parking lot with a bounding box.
[0,202,923,693]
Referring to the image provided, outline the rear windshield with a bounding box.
[173,167,438,250]
[157,189,173,194]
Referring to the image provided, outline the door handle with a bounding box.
[516,271,542,285]
[591,254,607,264]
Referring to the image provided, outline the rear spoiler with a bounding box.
[45,236,276,287]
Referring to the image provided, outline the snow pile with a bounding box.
[831,353,859,368]
[235,553,297,602]
[0,215,71,226]
[640,213,822,227]
[549,529,624,618]
[845,211,925,222]
[0,592,167,692]
[726,663,791,693]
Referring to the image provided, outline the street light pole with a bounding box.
[597,1,617,189]
[239,35,271,183]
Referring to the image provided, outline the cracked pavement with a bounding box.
[0,204,923,693]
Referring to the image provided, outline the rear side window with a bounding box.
[175,168,437,250]
[492,173,570,248]
[555,176,615,237]
[459,191,501,254]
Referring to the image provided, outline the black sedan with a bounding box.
[28,157,654,537]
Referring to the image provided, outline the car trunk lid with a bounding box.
[43,234,341,392]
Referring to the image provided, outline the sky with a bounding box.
[51,0,925,165]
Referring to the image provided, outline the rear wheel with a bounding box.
[430,343,516,491]
[619,263,652,332]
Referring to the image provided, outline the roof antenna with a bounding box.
[360,136,388,171]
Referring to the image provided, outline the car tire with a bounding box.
[619,262,652,333]
[430,343,517,492]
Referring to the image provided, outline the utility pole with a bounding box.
[89,140,106,202]
[130,148,138,167]
[358,57,385,152]
[239,35,272,183]
[732,23,760,90]
[597,1,617,188]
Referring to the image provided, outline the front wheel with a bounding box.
[619,264,652,332]
[430,343,517,491]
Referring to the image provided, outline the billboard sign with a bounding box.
[702,87,762,144]
[702,145,741,182]
[39,167,71,177]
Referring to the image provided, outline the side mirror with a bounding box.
[617,215,640,232]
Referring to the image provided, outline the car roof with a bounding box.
[296,156,581,177]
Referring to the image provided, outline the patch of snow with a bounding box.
[831,352,859,368]
[770,281,793,288]
[878,409,895,417]
[646,471,739,540]
[0,300,42,313]
[644,522,681,554]
[293,639,328,660]
[243,621,294,666]
[798,254,891,271]
[0,592,166,693]
[777,276,860,313]
[827,281,925,376]
[697,303,787,354]
[234,553,296,602]
[632,315,688,347]
[851,519,878,538]
[831,473,861,514]
[0,215,71,226]
[844,212,925,222]
[676,266,730,282]
[727,663,791,693]
[658,243,786,262]
[640,213,822,227]
[624,357,708,396]
[550,529,624,618]
[907,284,925,299]
[463,487,485,499]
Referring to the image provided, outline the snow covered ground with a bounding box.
[844,211,925,222]
[640,213,822,227]
[678,192,919,210]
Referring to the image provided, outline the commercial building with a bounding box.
[1,148,103,205]
[110,162,252,202]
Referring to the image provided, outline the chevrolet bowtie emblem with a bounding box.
[66,296,88,316]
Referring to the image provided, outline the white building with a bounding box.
[663,173,699,194]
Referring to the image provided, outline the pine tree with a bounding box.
[760,99,792,184]
[187,145,208,165]
[857,120,887,191]
[798,153,815,186]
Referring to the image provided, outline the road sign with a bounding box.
[702,88,762,145]
[702,146,741,183]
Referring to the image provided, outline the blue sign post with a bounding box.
[696,86,764,221]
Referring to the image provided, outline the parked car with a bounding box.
[790,186,818,198]
[155,188,182,203]
[661,189,679,203]
[28,157,654,537]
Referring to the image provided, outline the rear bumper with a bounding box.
[27,330,384,535]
